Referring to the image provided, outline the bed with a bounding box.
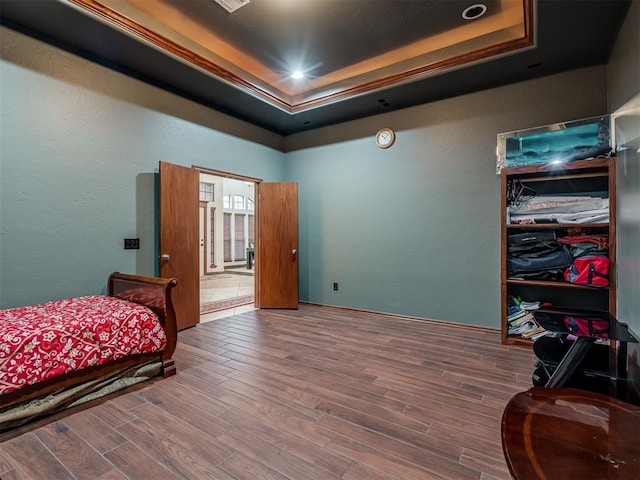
[0,272,177,431]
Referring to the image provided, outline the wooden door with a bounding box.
[256,182,298,308]
[159,161,200,330]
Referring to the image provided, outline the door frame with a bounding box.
[194,165,263,300]
[198,200,208,277]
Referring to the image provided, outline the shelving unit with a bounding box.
[500,158,616,346]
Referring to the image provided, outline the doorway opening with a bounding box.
[198,173,255,321]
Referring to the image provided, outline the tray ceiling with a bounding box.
[0,0,631,135]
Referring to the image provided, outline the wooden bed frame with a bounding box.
[1,272,178,413]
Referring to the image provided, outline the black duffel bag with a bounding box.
[508,231,559,257]
[507,231,572,275]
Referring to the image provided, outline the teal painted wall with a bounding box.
[285,66,609,328]
[0,24,621,331]
[0,27,284,308]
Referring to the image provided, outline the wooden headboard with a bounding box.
[108,272,178,363]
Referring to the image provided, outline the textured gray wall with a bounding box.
[607,0,640,394]
[607,0,640,115]
[0,24,621,331]
[0,27,285,308]
[286,66,609,328]
[608,0,640,335]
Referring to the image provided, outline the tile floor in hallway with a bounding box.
[200,270,255,323]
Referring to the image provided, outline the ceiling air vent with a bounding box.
[211,0,250,13]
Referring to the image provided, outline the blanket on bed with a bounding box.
[0,295,166,395]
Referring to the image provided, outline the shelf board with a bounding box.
[506,223,608,229]
[506,279,609,290]
[518,171,608,182]
[504,336,533,347]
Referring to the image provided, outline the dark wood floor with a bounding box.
[0,304,535,480]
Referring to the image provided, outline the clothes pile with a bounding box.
[508,195,609,224]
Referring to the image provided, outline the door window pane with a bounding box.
[210,207,216,266]
[235,214,245,260]
[248,214,254,245]
[223,213,232,261]
[199,182,214,202]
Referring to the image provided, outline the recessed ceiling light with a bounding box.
[291,71,304,80]
[462,3,487,20]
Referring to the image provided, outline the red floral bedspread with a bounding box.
[0,295,166,395]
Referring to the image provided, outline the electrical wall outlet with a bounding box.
[333,282,339,291]
[124,238,140,250]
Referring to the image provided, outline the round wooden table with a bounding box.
[501,387,640,480]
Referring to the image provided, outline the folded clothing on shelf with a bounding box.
[520,300,541,310]
[509,195,609,224]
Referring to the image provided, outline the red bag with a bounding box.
[563,315,610,338]
[564,255,609,287]
[558,235,608,249]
